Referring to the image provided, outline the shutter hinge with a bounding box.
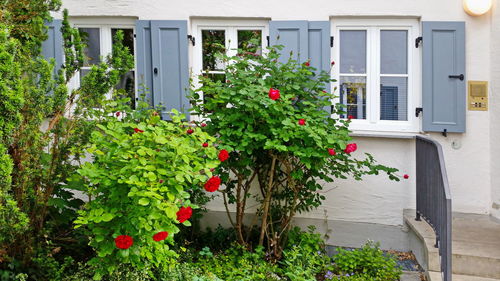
[415,36,423,48]
[330,36,334,47]
[266,35,270,47]
[133,33,136,38]
[187,35,195,46]
[415,107,423,117]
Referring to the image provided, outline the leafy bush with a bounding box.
[331,241,402,281]
[73,100,221,279]
[191,45,400,258]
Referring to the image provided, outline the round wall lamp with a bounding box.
[463,0,493,16]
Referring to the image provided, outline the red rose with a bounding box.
[159,179,164,184]
[204,176,221,192]
[403,174,409,179]
[328,148,336,156]
[133,128,144,133]
[218,149,229,162]
[344,143,357,154]
[210,168,215,172]
[322,90,327,93]
[152,231,169,242]
[331,60,335,66]
[152,111,159,116]
[115,235,133,250]
[115,112,121,117]
[268,88,280,101]
[298,119,306,126]
[187,129,194,134]
[176,206,193,223]
[304,61,310,66]
[201,123,207,127]
[202,142,209,147]
[347,115,354,120]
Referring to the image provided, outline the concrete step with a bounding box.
[404,210,500,280]
[428,272,500,281]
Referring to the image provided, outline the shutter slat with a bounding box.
[422,21,466,133]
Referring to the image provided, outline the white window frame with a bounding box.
[69,18,137,99]
[332,18,421,133]
[191,19,269,121]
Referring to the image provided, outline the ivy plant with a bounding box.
[74,99,221,279]
[191,46,400,259]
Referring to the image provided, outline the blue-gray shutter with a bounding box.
[308,21,331,113]
[136,20,153,103]
[422,21,466,133]
[269,21,309,63]
[42,20,64,76]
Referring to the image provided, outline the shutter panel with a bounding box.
[269,21,309,63]
[308,21,331,113]
[42,20,64,76]
[150,20,190,120]
[422,21,466,133]
[136,20,154,103]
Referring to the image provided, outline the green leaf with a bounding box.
[138,198,150,206]
[101,213,114,222]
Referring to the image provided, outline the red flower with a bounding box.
[204,176,221,192]
[202,142,209,147]
[331,60,335,66]
[115,112,121,117]
[153,231,169,242]
[187,129,194,134]
[176,206,193,223]
[344,143,357,154]
[298,119,306,126]
[304,61,310,67]
[159,179,164,184]
[347,115,354,120]
[133,128,144,133]
[152,111,159,116]
[210,168,215,172]
[268,88,280,101]
[328,148,336,156]
[115,235,133,250]
[201,123,207,127]
[403,174,409,179]
[218,149,229,162]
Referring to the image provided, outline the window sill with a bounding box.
[349,130,420,139]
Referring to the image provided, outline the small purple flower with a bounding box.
[324,271,334,280]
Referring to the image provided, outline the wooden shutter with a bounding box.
[42,20,64,76]
[422,21,466,133]
[135,20,190,119]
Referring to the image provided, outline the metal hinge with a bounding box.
[133,33,136,38]
[330,36,334,47]
[415,36,423,48]
[266,35,270,47]
[187,35,195,46]
[415,107,423,117]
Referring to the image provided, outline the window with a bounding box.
[192,19,268,105]
[333,19,420,132]
[73,19,136,106]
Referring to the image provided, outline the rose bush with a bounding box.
[73,99,221,279]
[191,45,400,258]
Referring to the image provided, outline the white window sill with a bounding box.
[349,130,420,139]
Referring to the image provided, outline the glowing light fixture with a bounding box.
[463,0,493,16]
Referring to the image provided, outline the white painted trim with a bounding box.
[332,18,421,133]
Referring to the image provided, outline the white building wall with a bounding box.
[490,0,500,220]
[58,0,496,225]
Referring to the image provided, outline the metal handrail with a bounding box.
[415,135,452,281]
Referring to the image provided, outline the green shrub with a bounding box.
[331,241,402,281]
[73,99,221,279]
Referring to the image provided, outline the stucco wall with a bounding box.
[58,0,496,225]
[491,0,500,220]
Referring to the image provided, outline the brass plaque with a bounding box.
[468,81,488,111]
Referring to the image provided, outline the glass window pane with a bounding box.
[115,70,136,108]
[202,30,226,71]
[112,28,135,58]
[339,76,366,119]
[381,30,408,74]
[340,30,366,74]
[238,30,262,55]
[380,77,408,121]
[79,28,100,66]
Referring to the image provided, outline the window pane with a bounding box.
[340,30,366,74]
[340,76,366,119]
[115,70,136,108]
[79,28,100,66]
[238,30,262,54]
[380,77,408,121]
[202,30,226,71]
[381,30,408,74]
[112,28,135,58]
